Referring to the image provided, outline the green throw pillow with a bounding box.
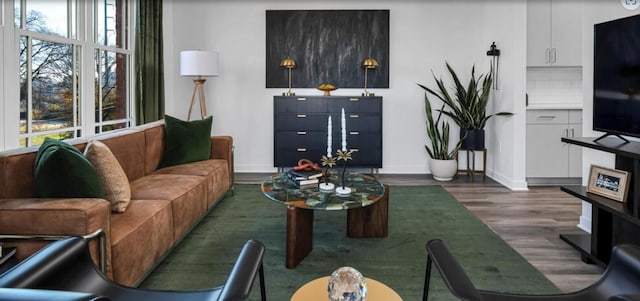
[34,138,105,198]
[160,115,213,168]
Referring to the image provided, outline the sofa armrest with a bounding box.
[0,198,112,277]
[211,136,234,187]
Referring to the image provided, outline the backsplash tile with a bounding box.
[527,67,583,108]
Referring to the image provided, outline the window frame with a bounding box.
[2,0,135,149]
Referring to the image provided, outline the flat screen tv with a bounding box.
[593,14,640,142]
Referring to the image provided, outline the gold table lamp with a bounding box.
[362,57,379,96]
[180,50,219,120]
[280,57,297,96]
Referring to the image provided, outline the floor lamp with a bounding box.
[180,50,219,120]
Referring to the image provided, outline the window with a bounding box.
[14,0,132,147]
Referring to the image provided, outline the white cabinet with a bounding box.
[526,109,582,180]
[527,0,582,67]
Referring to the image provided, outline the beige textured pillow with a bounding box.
[84,140,131,212]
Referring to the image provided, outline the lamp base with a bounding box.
[283,92,296,96]
[362,92,375,97]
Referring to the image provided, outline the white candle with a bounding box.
[327,115,332,157]
[341,108,347,151]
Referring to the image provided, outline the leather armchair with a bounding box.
[424,239,640,301]
[0,236,266,301]
[0,288,107,301]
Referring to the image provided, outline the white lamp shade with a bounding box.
[180,50,219,77]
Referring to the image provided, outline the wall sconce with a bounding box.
[280,57,297,96]
[362,57,378,96]
[486,41,500,90]
[180,50,219,120]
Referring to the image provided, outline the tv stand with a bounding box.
[559,136,640,266]
[594,133,630,144]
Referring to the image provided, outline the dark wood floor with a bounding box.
[236,172,603,292]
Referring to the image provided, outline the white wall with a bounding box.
[164,0,527,186]
[578,3,639,232]
[482,0,527,190]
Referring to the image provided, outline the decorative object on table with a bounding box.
[328,266,367,301]
[280,56,297,96]
[292,158,323,172]
[336,108,353,195]
[180,50,219,121]
[419,84,463,181]
[317,83,337,96]
[320,155,337,191]
[320,115,337,191]
[289,159,323,188]
[486,41,501,90]
[418,62,512,150]
[362,57,379,96]
[587,165,631,202]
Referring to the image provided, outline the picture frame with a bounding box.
[587,165,631,202]
[265,10,390,89]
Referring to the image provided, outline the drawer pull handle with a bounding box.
[349,98,360,101]
[350,131,360,135]
[538,116,556,119]
[297,148,307,152]
[297,114,307,118]
[349,114,360,118]
[350,148,359,152]
[297,131,307,135]
[297,97,307,101]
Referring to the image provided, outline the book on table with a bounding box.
[291,177,320,187]
[287,170,323,181]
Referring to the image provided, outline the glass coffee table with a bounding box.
[261,172,389,268]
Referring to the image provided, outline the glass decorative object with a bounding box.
[328,266,367,301]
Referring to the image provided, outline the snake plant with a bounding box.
[418,63,512,130]
[421,92,463,160]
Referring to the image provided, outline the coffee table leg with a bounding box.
[286,206,314,268]
[347,184,389,238]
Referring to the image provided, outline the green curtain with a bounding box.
[135,0,165,124]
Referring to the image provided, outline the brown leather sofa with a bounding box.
[0,120,234,286]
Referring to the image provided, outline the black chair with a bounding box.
[424,239,640,301]
[0,236,266,301]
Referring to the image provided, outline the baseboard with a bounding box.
[489,168,528,191]
[526,177,581,186]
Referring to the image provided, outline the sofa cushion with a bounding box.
[130,174,208,242]
[84,140,131,212]
[154,159,230,208]
[160,115,212,168]
[110,199,173,286]
[34,138,104,198]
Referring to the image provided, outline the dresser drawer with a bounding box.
[275,131,327,149]
[346,114,382,132]
[274,97,329,113]
[329,97,382,114]
[275,114,328,131]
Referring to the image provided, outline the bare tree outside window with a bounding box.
[19,10,78,147]
[16,0,131,147]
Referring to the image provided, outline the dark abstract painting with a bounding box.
[266,10,389,89]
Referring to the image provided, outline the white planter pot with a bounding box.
[429,158,457,181]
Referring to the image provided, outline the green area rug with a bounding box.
[140,184,559,300]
